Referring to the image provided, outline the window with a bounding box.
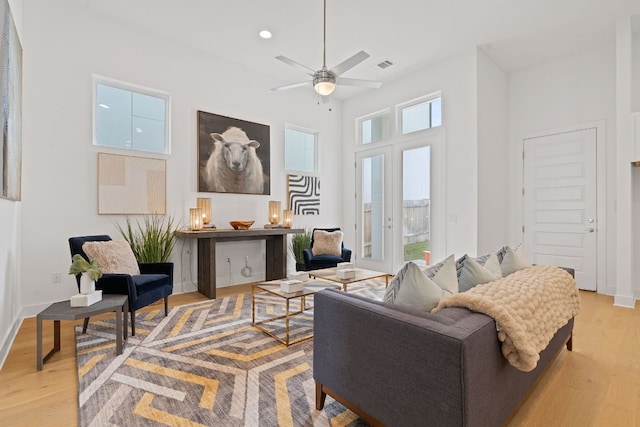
[359,110,391,145]
[93,76,170,154]
[400,96,441,135]
[285,126,317,173]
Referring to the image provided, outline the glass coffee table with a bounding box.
[252,280,340,346]
[308,267,390,291]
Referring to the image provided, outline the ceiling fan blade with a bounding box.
[275,56,316,76]
[336,77,382,88]
[271,81,312,91]
[329,50,370,77]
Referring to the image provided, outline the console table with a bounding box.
[176,228,303,298]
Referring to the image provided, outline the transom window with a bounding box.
[93,76,171,154]
[400,96,442,135]
[359,110,391,145]
[285,125,317,173]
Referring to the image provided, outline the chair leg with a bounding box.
[131,310,136,336]
[82,317,90,334]
[164,296,169,316]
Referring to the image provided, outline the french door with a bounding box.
[355,135,441,274]
[356,146,393,273]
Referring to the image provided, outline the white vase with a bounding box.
[80,272,96,295]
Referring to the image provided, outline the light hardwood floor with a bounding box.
[0,288,638,426]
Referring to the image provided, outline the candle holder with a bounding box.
[197,197,212,225]
[189,208,204,231]
[283,209,293,228]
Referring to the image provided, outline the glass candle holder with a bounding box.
[269,201,281,225]
[197,197,212,225]
[283,209,293,228]
[190,208,204,231]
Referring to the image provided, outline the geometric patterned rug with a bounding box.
[75,280,386,426]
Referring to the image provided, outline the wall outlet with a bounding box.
[52,272,62,284]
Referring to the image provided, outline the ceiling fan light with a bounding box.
[314,80,335,96]
[313,70,336,96]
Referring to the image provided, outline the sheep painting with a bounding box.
[197,111,270,195]
[202,126,265,194]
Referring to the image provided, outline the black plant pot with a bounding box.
[295,263,306,272]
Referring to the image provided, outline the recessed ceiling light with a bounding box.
[259,30,272,39]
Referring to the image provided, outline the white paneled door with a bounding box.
[523,128,597,291]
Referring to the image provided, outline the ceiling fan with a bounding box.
[271,0,382,97]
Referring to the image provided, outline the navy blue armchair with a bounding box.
[69,235,173,336]
[303,227,352,271]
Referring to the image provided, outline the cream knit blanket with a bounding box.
[433,265,581,372]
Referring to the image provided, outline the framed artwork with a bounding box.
[0,0,22,201]
[288,174,320,215]
[98,153,166,214]
[197,110,270,195]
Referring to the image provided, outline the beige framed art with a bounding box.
[98,152,166,214]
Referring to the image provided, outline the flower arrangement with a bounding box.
[68,254,103,281]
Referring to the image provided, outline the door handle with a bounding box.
[585,228,595,233]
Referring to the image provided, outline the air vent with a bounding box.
[377,60,394,69]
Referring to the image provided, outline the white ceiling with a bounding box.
[77,0,640,99]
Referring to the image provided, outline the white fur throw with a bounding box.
[433,265,580,372]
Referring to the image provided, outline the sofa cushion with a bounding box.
[384,262,454,311]
[500,245,531,276]
[457,253,502,292]
[82,240,140,275]
[312,230,343,256]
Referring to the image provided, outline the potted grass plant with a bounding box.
[115,215,178,263]
[290,229,312,271]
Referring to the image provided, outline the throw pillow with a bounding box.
[311,230,343,256]
[82,240,140,275]
[422,255,449,278]
[457,253,502,292]
[500,244,531,276]
[384,262,454,311]
[423,254,458,295]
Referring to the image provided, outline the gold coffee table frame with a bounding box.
[309,267,390,291]
[252,280,340,346]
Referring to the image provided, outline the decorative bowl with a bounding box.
[230,220,254,230]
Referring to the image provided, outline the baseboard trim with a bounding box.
[0,316,23,371]
[613,294,636,308]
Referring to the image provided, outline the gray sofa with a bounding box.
[313,288,574,426]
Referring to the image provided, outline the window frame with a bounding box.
[397,92,442,136]
[284,123,319,174]
[356,108,393,146]
[92,75,172,154]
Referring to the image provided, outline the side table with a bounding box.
[36,294,128,370]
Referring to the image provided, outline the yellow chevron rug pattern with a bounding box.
[75,280,386,426]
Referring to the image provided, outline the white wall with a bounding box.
[0,0,23,368]
[476,49,509,253]
[508,42,617,295]
[342,50,481,270]
[632,33,640,113]
[18,0,343,317]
